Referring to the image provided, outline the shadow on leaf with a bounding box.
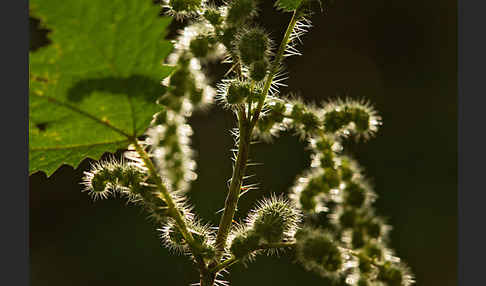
[67,75,166,103]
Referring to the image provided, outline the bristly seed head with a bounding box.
[225,0,259,26]
[245,194,302,243]
[82,158,146,201]
[295,227,344,277]
[235,27,271,66]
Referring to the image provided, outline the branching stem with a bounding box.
[212,8,302,269]
[213,109,251,260]
[132,140,207,272]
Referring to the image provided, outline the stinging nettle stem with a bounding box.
[212,8,302,266]
[213,109,251,261]
[132,140,207,271]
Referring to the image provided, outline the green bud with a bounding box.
[257,116,275,132]
[83,159,147,200]
[299,177,329,211]
[168,224,186,245]
[345,182,366,208]
[378,263,404,286]
[169,0,202,13]
[300,111,321,133]
[315,137,334,151]
[363,242,383,260]
[357,277,372,286]
[118,165,144,191]
[249,196,301,243]
[295,227,343,274]
[253,209,286,242]
[230,231,260,258]
[339,208,358,228]
[364,218,383,239]
[323,110,352,133]
[352,107,370,132]
[190,89,203,105]
[236,28,270,65]
[170,66,195,98]
[269,101,286,123]
[190,36,211,58]
[226,81,251,105]
[203,8,223,26]
[220,26,238,49]
[226,0,258,26]
[299,189,317,210]
[90,168,112,194]
[323,168,340,188]
[249,89,264,102]
[359,256,373,274]
[291,103,306,119]
[249,59,269,81]
[339,159,354,181]
[323,100,380,139]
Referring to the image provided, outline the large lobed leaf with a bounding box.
[29,0,174,176]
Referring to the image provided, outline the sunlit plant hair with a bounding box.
[80,0,414,285]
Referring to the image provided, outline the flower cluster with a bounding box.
[228,196,301,262]
[253,96,382,142]
[288,132,414,285]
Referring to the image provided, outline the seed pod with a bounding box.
[230,230,260,258]
[378,262,411,286]
[168,0,203,14]
[169,66,196,98]
[203,7,223,26]
[226,0,258,26]
[82,159,146,200]
[320,149,335,168]
[352,107,371,132]
[299,111,321,133]
[268,101,286,123]
[339,208,358,228]
[358,256,373,274]
[225,80,252,105]
[257,116,276,133]
[247,195,301,243]
[236,27,270,65]
[344,181,366,208]
[220,26,238,49]
[295,227,343,275]
[190,36,211,58]
[323,168,340,188]
[324,109,352,133]
[249,59,269,81]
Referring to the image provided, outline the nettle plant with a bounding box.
[29,0,414,285]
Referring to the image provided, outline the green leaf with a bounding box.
[29,0,174,176]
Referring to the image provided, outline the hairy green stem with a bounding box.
[200,267,216,286]
[250,9,301,130]
[132,140,207,272]
[213,109,251,260]
[212,9,302,269]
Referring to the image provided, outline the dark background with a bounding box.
[29,0,457,285]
